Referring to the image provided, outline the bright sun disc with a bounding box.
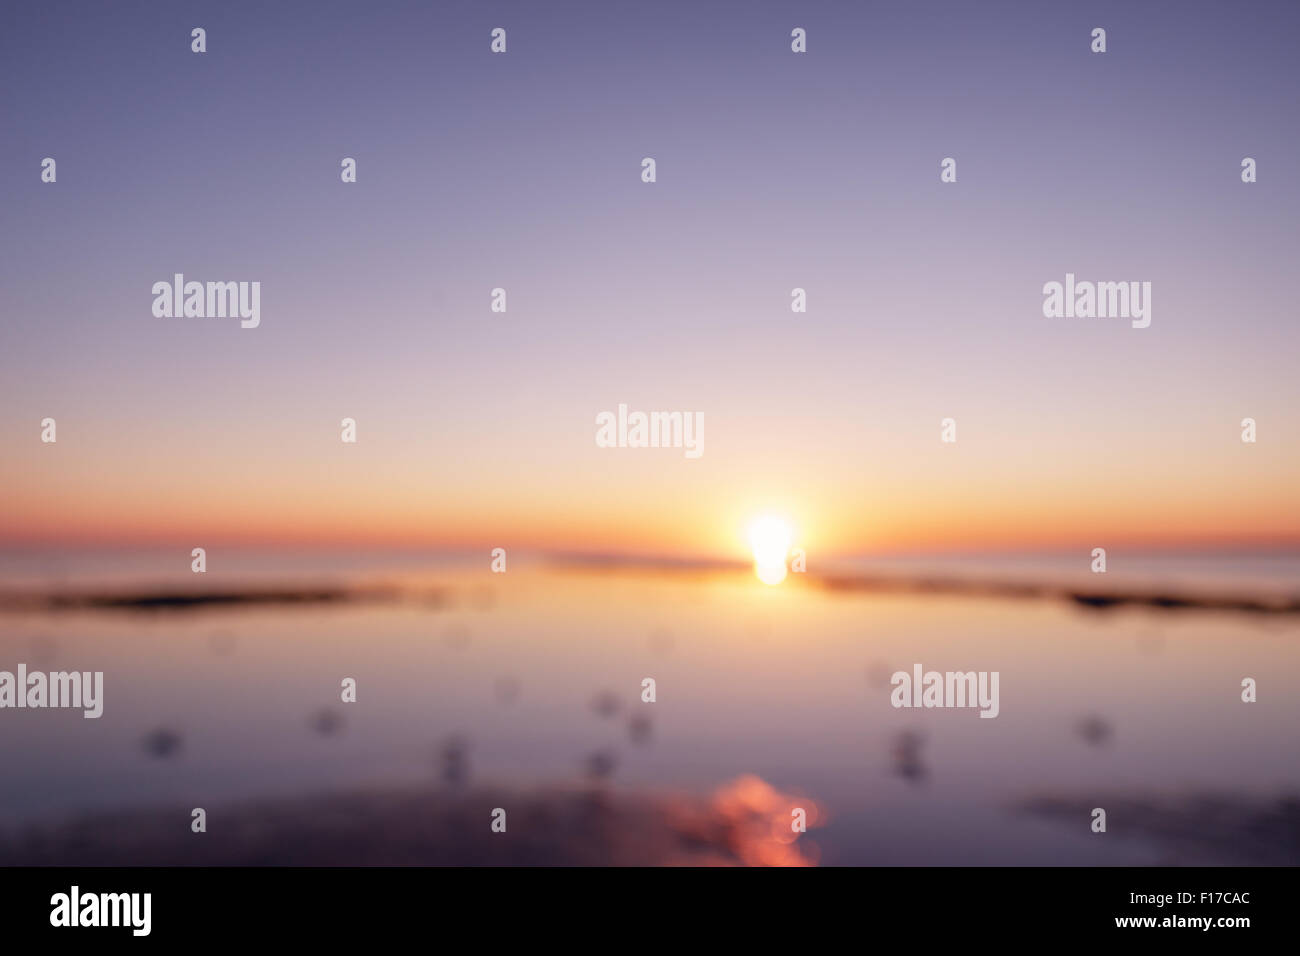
[748,516,793,584]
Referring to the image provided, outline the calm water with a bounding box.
[1,550,1297,865]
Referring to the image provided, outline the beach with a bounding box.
[2,550,1295,865]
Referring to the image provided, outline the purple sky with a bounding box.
[2,0,1297,554]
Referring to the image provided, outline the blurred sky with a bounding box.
[1,1,1297,557]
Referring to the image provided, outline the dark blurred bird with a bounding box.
[142,728,183,759]
[589,690,621,719]
[891,729,927,782]
[309,708,344,736]
[627,713,652,745]
[585,750,618,780]
[1075,715,1114,747]
[439,736,470,786]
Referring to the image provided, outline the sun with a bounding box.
[748,515,793,585]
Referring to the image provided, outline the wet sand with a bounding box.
[2,561,1297,616]
[0,776,821,867]
[1,557,1296,866]
[1016,791,1300,866]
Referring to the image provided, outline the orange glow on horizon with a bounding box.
[3,484,1299,557]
